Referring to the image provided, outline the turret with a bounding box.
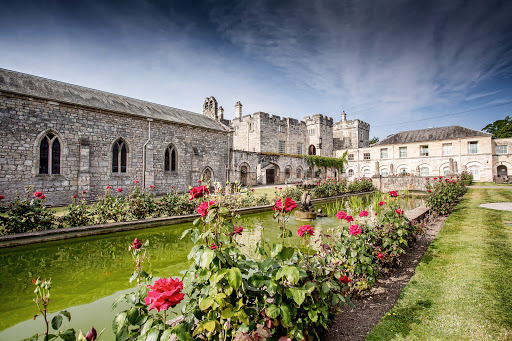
[235,101,243,120]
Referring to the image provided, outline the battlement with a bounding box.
[334,119,370,131]
[304,114,333,126]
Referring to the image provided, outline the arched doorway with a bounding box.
[468,165,480,181]
[240,164,249,186]
[498,165,508,177]
[263,162,280,184]
[308,144,316,155]
[284,166,291,182]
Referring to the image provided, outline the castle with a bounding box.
[0,68,509,205]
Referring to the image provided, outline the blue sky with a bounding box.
[1,0,512,139]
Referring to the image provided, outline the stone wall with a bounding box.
[0,92,229,205]
[372,176,428,192]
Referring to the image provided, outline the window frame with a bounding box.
[38,132,62,175]
[399,146,407,158]
[420,145,429,157]
[496,145,508,154]
[278,140,286,154]
[468,141,479,154]
[363,152,370,160]
[442,143,452,156]
[164,144,178,172]
[297,143,303,155]
[112,138,128,174]
[347,153,354,161]
[380,148,388,159]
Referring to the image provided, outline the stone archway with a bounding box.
[263,162,280,184]
[239,163,250,186]
[498,165,508,177]
[308,144,316,155]
[201,167,213,183]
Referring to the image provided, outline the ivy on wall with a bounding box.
[260,151,347,171]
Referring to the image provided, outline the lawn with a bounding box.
[367,188,512,340]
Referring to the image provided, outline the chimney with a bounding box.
[235,101,243,120]
[342,110,347,121]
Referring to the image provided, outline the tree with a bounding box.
[369,136,380,145]
[482,116,512,138]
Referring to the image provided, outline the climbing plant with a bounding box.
[303,151,347,172]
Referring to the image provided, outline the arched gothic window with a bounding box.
[165,144,178,172]
[348,169,354,177]
[112,139,127,173]
[39,132,61,174]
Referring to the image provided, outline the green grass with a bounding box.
[471,182,512,186]
[366,188,512,340]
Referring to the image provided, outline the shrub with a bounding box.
[159,191,196,216]
[460,171,473,185]
[347,177,374,193]
[62,195,92,227]
[93,187,127,223]
[425,176,466,215]
[126,183,158,220]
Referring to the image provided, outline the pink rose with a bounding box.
[359,210,369,217]
[197,200,215,217]
[395,209,404,215]
[149,185,155,189]
[144,277,185,312]
[132,238,142,250]
[72,195,77,199]
[349,224,361,236]
[210,243,218,250]
[273,197,297,212]
[82,190,87,194]
[106,186,112,189]
[389,191,398,197]
[335,211,347,220]
[233,226,243,235]
[134,180,139,184]
[297,225,314,237]
[34,191,43,198]
[345,215,354,223]
[39,194,46,200]
[117,188,123,192]
[189,185,209,200]
[197,180,201,183]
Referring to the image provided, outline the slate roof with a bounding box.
[0,68,228,131]
[374,126,491,146]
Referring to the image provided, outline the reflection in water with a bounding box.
[0,195,423,340]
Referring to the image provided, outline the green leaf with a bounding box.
[259,257,273,272]
[266,305,280,318]
[288,288,306,306]
[199,297,215,310]
[59,310,71,322]
[221,307,234,319]
[51,314,63,330]
[321,282,330,293]
[210,269,227,286]
[204,320,218,332]
[277,247,295,261]
[275,265,300,285]
[59,329,76,341]
[181,228,192,239]
[308,309,318,322]
[112,294,127,310]
[271,243,283,257]
[248,274,268,288]
[145,329,160,341]
[280,305,292,327]
[200,249,216,269]
[22,334,38,341]
[112,312,127,333]
[116,326,128,341]
[127,307,140,325]
[227,267,242,289]
[160,330,173,341]
[140,317,155,336]
[129,272,138,283]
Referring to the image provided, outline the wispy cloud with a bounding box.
[466,90,504,101]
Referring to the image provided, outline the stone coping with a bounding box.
[0,191,377,248]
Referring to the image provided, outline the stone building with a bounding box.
[336,126,511,182]
[0,69,231,205]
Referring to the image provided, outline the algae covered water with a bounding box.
[0,195,423,340]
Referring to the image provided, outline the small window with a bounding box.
[420,145,429,157]
[468,165,480,180]
[164,145,178,172]
[363,152,370,160]
[348,169,354,177]
[285,167,291,179]
[39,132,61,174]
[443,166,450,176]
[399,147,407,158]
[249,123,254,132]
[380,148,388,159]
[309,129,315,136]
[112,138,127,173]
[443,143,452,156]
[279,141,286,154]
[420,167,429,176]
[380,168,389,177]
[348,153,354,161]
[363,168,371,177]
[296,168,302,178]
[496,145,508,154]
[468,141,478,154]
[297,143,303,155]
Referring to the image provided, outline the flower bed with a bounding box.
[425,175,467,215]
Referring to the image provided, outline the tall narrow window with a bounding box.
[399,147,407,158]
[39,132,61,174]
[468,141,478,154]
[165,145,178,172]
[420,145,429,157]
[112,139,127,173]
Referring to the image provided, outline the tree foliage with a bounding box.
[369,136,380,145]
[482,116,512,138]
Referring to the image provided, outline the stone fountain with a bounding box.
[294,182,318,220]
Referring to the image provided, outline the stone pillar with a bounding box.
[454,161,458,173]
[449,158,454,174]
[145,143,154,188]
[79,138,91,199]
[374,161,380,176]
[389,163,394,175]
[219,106,224,120]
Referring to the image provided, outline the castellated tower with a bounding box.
[332,111,370,150]
[304,115,334,157]
[203,96,218,120]
[235,101,243,120]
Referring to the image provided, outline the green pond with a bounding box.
[0,194,424,340]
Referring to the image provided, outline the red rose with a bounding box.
[72,195,77,199]
[336,211,347,220]
[427,190,431,193]
[144,277,185,312]
[197,180,201,183]
[389,191,398,197]
[82,191,87,194]
[377,253,384,259]
[378,201,384,206]
[106,186,112,189]
[171,186,174,189]
[39,194,46,200]
[273,197,297,212]
[134,180,139,184]
[189,185,209,200]
[395,209,404,215]
[233,226,243,235]
[197,200,215,217]
[345,215,354,223]
[349,224,361,236]
[117,188,123,192]
[149,185,155,189]
[0,195,4,200]
[339,276,351,284]
[297,225,314,237]
[279,187,282,190]
[210,243,218,250]
[132,238,142,250]
[359,210,369,217]
[34,191,43,198]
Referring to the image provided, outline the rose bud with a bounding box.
[132,238,142,250]
[85,326,97,341]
